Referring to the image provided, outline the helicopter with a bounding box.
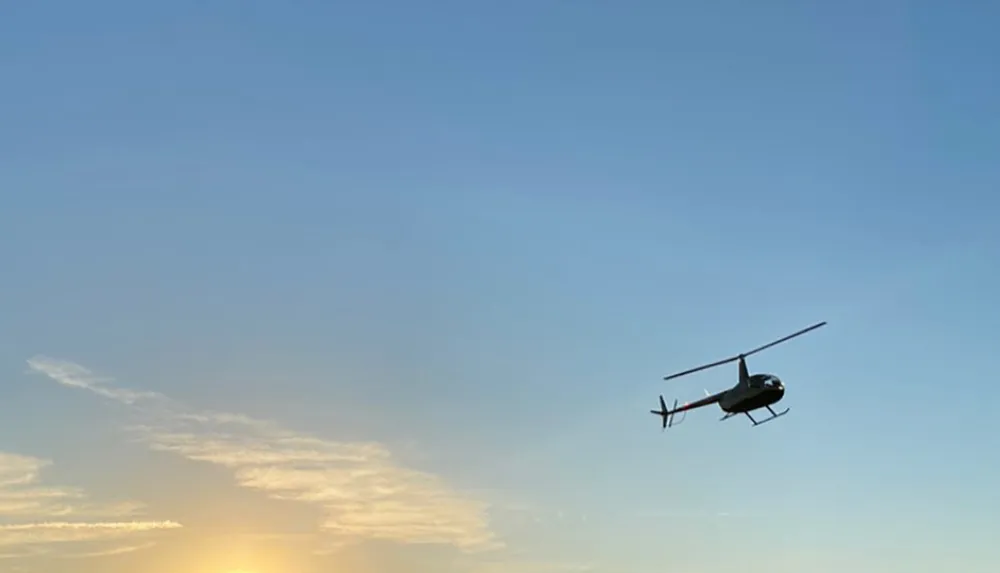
[651,321,826,429]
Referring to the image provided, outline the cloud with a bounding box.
[27,356,501,554]
[632,508,746,519]
[0,452,180,559]
[0,521,180,546]
[58,541,157,558]
[0,453,147,520]
[470,559,595,573]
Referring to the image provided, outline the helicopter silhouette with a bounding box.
[652,321,826,429]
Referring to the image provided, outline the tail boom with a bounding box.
[651,391,725,431]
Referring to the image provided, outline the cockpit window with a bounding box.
[750,375,782,388]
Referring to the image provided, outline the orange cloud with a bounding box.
[27,356,500,554]
[0,451,180,559]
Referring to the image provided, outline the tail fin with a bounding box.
[650,396,679,430]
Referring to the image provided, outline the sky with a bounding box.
[2,1,999,572]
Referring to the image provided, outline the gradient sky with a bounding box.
[3,1,999,572]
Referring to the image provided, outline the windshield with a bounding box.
[750,374,782,388]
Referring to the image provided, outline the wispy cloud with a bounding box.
[632,508,747,519]
[0,453,144,520]
[57,540,157,558]
[27,356,501,554]
[0,521,180,547]
[0,451,180,559]
[470,559,595,573]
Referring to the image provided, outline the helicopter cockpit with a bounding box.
[748,374,783,389]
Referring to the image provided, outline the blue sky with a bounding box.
[2,1,999,571]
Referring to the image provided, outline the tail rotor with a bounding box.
[651,396,685,430]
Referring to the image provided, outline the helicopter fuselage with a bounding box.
[718,374,785,413]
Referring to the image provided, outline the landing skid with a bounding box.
[745,405,789,426]
[721,406,789,426]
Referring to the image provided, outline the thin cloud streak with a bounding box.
[471,559,596,573]
[0,525,177,564]
[0,521,181,547]
[27,356,502,553]
[0,452,181,557]
[58,541,157,558]
[0,453,145,520]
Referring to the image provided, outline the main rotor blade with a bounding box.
[741,321,827,358]
[661,321,826,382]
[663,355,739,381]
